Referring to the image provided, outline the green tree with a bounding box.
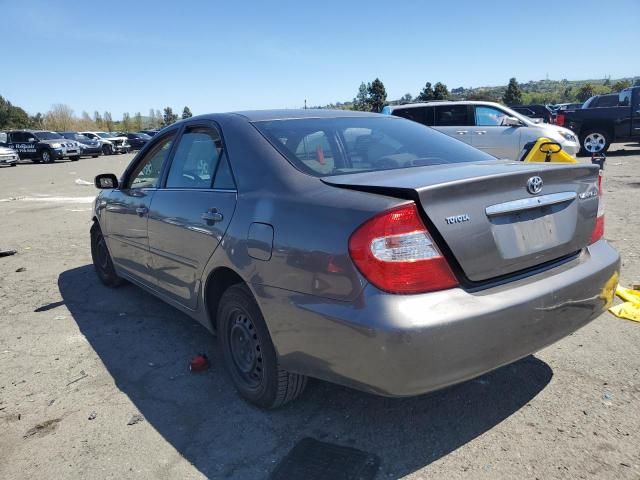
[417,82,434,101]
[122,112,131,132]
[367,78,387,112]
[94,111,103,129]
[634,78,640,87]
[433,82,449,100]
[182,106,193,119]
[611,79,631,92]
[133,112,143,131]
[155,109,163,128]
[0,95,31,129]
[400,93,413,104]
[502,77,522,105]
[30,112,44,128]
[163,107,178,126]
[353,82,370,111]
[104,111,113,131]
[577,83,595,102]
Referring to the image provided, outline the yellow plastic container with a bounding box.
[518,137,578,163]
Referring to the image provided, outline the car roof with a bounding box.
[183,109,383,123]
[386,100,503,111]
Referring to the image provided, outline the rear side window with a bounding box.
[433,105,470,126]
[618,90,631,107]
[166,126,223,189]
[391,106,433,126]
[254,116,495,177]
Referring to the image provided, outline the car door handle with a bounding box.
[455,130,468,135]
[135,206,148,216]
[201,209,223,223]
[474,130,487,135]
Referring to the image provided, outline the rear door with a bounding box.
[103,130,177,287]
[147,122,237,309]
[471,105,522,159]
[432,104,473,145]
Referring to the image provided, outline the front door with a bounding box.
[470,105,521,160]
[147,123,237,309]
[632,89,640,138]
[104,131,176,287]
[6,131,38,160]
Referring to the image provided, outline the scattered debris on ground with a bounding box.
[189,354,209,373]
[127,414,144,426]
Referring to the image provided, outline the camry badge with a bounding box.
[527,176,543,195]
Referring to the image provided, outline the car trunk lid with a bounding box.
[323,160,600,283]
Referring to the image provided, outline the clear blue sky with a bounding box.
[3,0,638,118]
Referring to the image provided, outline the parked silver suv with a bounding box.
[383,101,580,160]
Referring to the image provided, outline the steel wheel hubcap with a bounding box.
[96,235,110,272]
[229,311,263,388]
[584,133,605,152]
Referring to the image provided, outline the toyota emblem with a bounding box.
[527,176,543,194]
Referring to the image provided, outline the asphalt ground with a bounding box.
[1,144,639,479]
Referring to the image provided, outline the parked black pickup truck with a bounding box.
[556,87,640,154]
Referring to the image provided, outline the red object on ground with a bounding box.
[189,354,209,373]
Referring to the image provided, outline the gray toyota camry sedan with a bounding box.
[91,109,619,408]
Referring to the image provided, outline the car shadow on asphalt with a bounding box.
[59,265,553,479]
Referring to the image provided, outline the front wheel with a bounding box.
[580,130,610,156]
[41,149,54,163]
[102,144,113,155]
[217,284,307,408]
[70,156,80,161]
[90,223,124,287]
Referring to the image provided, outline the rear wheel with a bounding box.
[70,156,80,161]
[580,129,610,156]
[92,155,99,158]
[90,223,124,287]
[217,284,307,408]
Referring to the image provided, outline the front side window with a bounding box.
[254,116,494,177]
[166,126,224,189]
[475,106,509,126]
[434,105,470,126]
[126,133,175,189]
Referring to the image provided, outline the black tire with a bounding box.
[217,284,307,408]
[70,156,80,161]
[90,223,124,287]
[102,144,113,155]
[579,129,610,156]
[41,149,54,163]
[10,163,17,167]
[92,155,99,158]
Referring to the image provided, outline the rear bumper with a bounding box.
[257,240,619,396]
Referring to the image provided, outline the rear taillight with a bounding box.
[556,112,565,126]
[590,171,604,243]
[349,202,458,294]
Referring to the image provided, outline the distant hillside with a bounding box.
[319,77,638,110]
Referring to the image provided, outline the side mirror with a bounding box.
[503,116,522,127]
[28,137,37,142]
[95,173,119,189]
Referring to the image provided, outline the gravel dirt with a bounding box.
[1,145,639,479]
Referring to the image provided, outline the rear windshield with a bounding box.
[253,117,494,177]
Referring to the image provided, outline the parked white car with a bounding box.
[383,101,580,160]
[0,145,19,166]
[80,132,130,155]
